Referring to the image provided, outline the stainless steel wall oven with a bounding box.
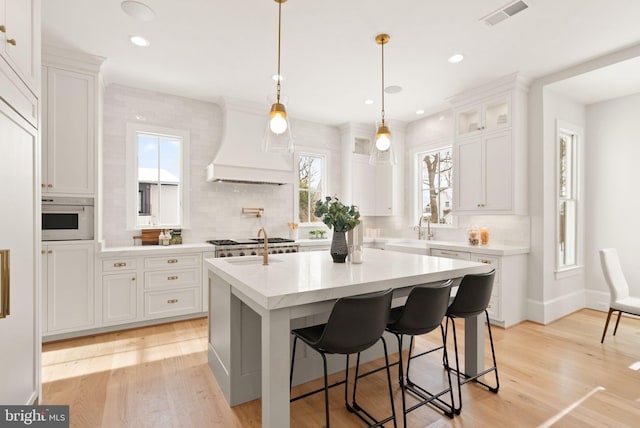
[42,197,94,241]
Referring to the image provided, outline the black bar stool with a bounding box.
[289,289,397,428]
[385,280,455,426]
[445,270,499,414]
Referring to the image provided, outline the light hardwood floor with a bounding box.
[42,309,640,427]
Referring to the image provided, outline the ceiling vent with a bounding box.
[481,0,529,26]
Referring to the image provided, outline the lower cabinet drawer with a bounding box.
[144,254,201,269]
[144,287,200,319]
[144,268,200,289]
[430,248,471,260]
[102,258,137,273]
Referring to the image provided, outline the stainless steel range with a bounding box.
[208,238,298,258]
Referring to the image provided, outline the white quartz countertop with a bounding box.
[98,242,215,256]
[380,238,529,256]
[205,248,490,310]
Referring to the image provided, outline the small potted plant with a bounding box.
[314,196,360,263]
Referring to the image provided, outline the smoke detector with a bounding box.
[481,0,529,26]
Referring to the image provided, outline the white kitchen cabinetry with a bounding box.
[42,242,95,334]
[98,250,204,331]
[340,123,404,216]
[429,246,526,327]
[0,0,39,406]
[451,74,528,215]
[455,94,510,138]
[102,257,138,324]
[41,65,96,195]
[0,98,39,404]
[0,0,39,92]
[455,131,511,211]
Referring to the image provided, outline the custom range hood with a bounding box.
[206,98,294,185]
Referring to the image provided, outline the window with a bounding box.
[126,124,190,229]
[418,147,453,224]
[297,153,325,224]
[557,121,580,270]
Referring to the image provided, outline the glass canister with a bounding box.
[348,224,364,264]
[480,227,490,246]
[468,225,480,246]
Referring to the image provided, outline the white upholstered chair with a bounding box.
[599,248,640,343]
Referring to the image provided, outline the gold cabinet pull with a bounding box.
[113,262,127,267]
[1,249,10,318]
[479,259,492,264]
[167,299,178,304]
[7,38,16,46]
[131,277,136,282]
[48,250,53,254]
[47,184,53,188]
[167,276,178,280]
[0,25,6,33]
[167,259,178,264]
[440,251,458,257]
[41,250,46,255]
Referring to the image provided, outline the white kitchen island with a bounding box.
[206,248,491,428]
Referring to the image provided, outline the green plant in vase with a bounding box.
[314,196,360,262]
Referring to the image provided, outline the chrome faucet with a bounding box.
[257,227,269,265]
[418,214,433,240]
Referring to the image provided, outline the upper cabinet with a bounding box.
[41,48,104,196]
[455,94,510,138]
[340,123,404,217]
[451,74,529,215]
[0,0,40,92]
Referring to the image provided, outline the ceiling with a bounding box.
[42,0,640,126]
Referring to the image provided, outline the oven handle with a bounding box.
[42,206,86,212]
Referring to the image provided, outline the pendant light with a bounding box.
[263,0,294,153]
[370,33,396,166]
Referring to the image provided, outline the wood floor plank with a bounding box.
[41,310,640,427]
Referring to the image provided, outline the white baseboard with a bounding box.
[526,289,586,324]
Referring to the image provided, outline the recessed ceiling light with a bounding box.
[272,74,283,82]
[364,99,374,105]
[129,35,150,47]
[384,85,402,94]
[416,109,425,115]
[439,115,445,121]
[448,54,464,64]
[121,1,156,21]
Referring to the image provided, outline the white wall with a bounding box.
[527,85,587,323]
[527,43,640,323]
[102,84,340,247]
[585,92,640,300]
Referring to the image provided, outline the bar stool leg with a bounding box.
[289,336,298,391]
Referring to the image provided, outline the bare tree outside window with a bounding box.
[420,148,453,224]
[298,154,324,223]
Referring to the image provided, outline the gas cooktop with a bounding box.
[207,237,295,246]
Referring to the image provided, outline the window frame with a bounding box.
[294,148,328,226]
[411,143,455,229]
[555,120,582,276]
[126,123,190,230]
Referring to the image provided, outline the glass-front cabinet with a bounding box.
[455,94,511,137]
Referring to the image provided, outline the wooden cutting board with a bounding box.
[141,229,162,245]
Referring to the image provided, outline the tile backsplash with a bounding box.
[102,84,340,247]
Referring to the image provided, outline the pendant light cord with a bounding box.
[380,39,385,126]
[276,0,282,104]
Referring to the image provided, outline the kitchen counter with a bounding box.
[97,242,214,256]
[206,248,491,427]
[378,238,529,256]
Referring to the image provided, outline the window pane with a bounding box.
[559,134,574,199]
[419,147,453,225]
[558,200,577,267]
[160,137,180,183]
[136,131,183,227]
[298,154,325,223]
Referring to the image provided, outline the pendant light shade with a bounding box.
[263,0,294,153]
[370,34,396,166]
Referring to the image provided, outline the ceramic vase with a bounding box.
[330,230,348,263]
